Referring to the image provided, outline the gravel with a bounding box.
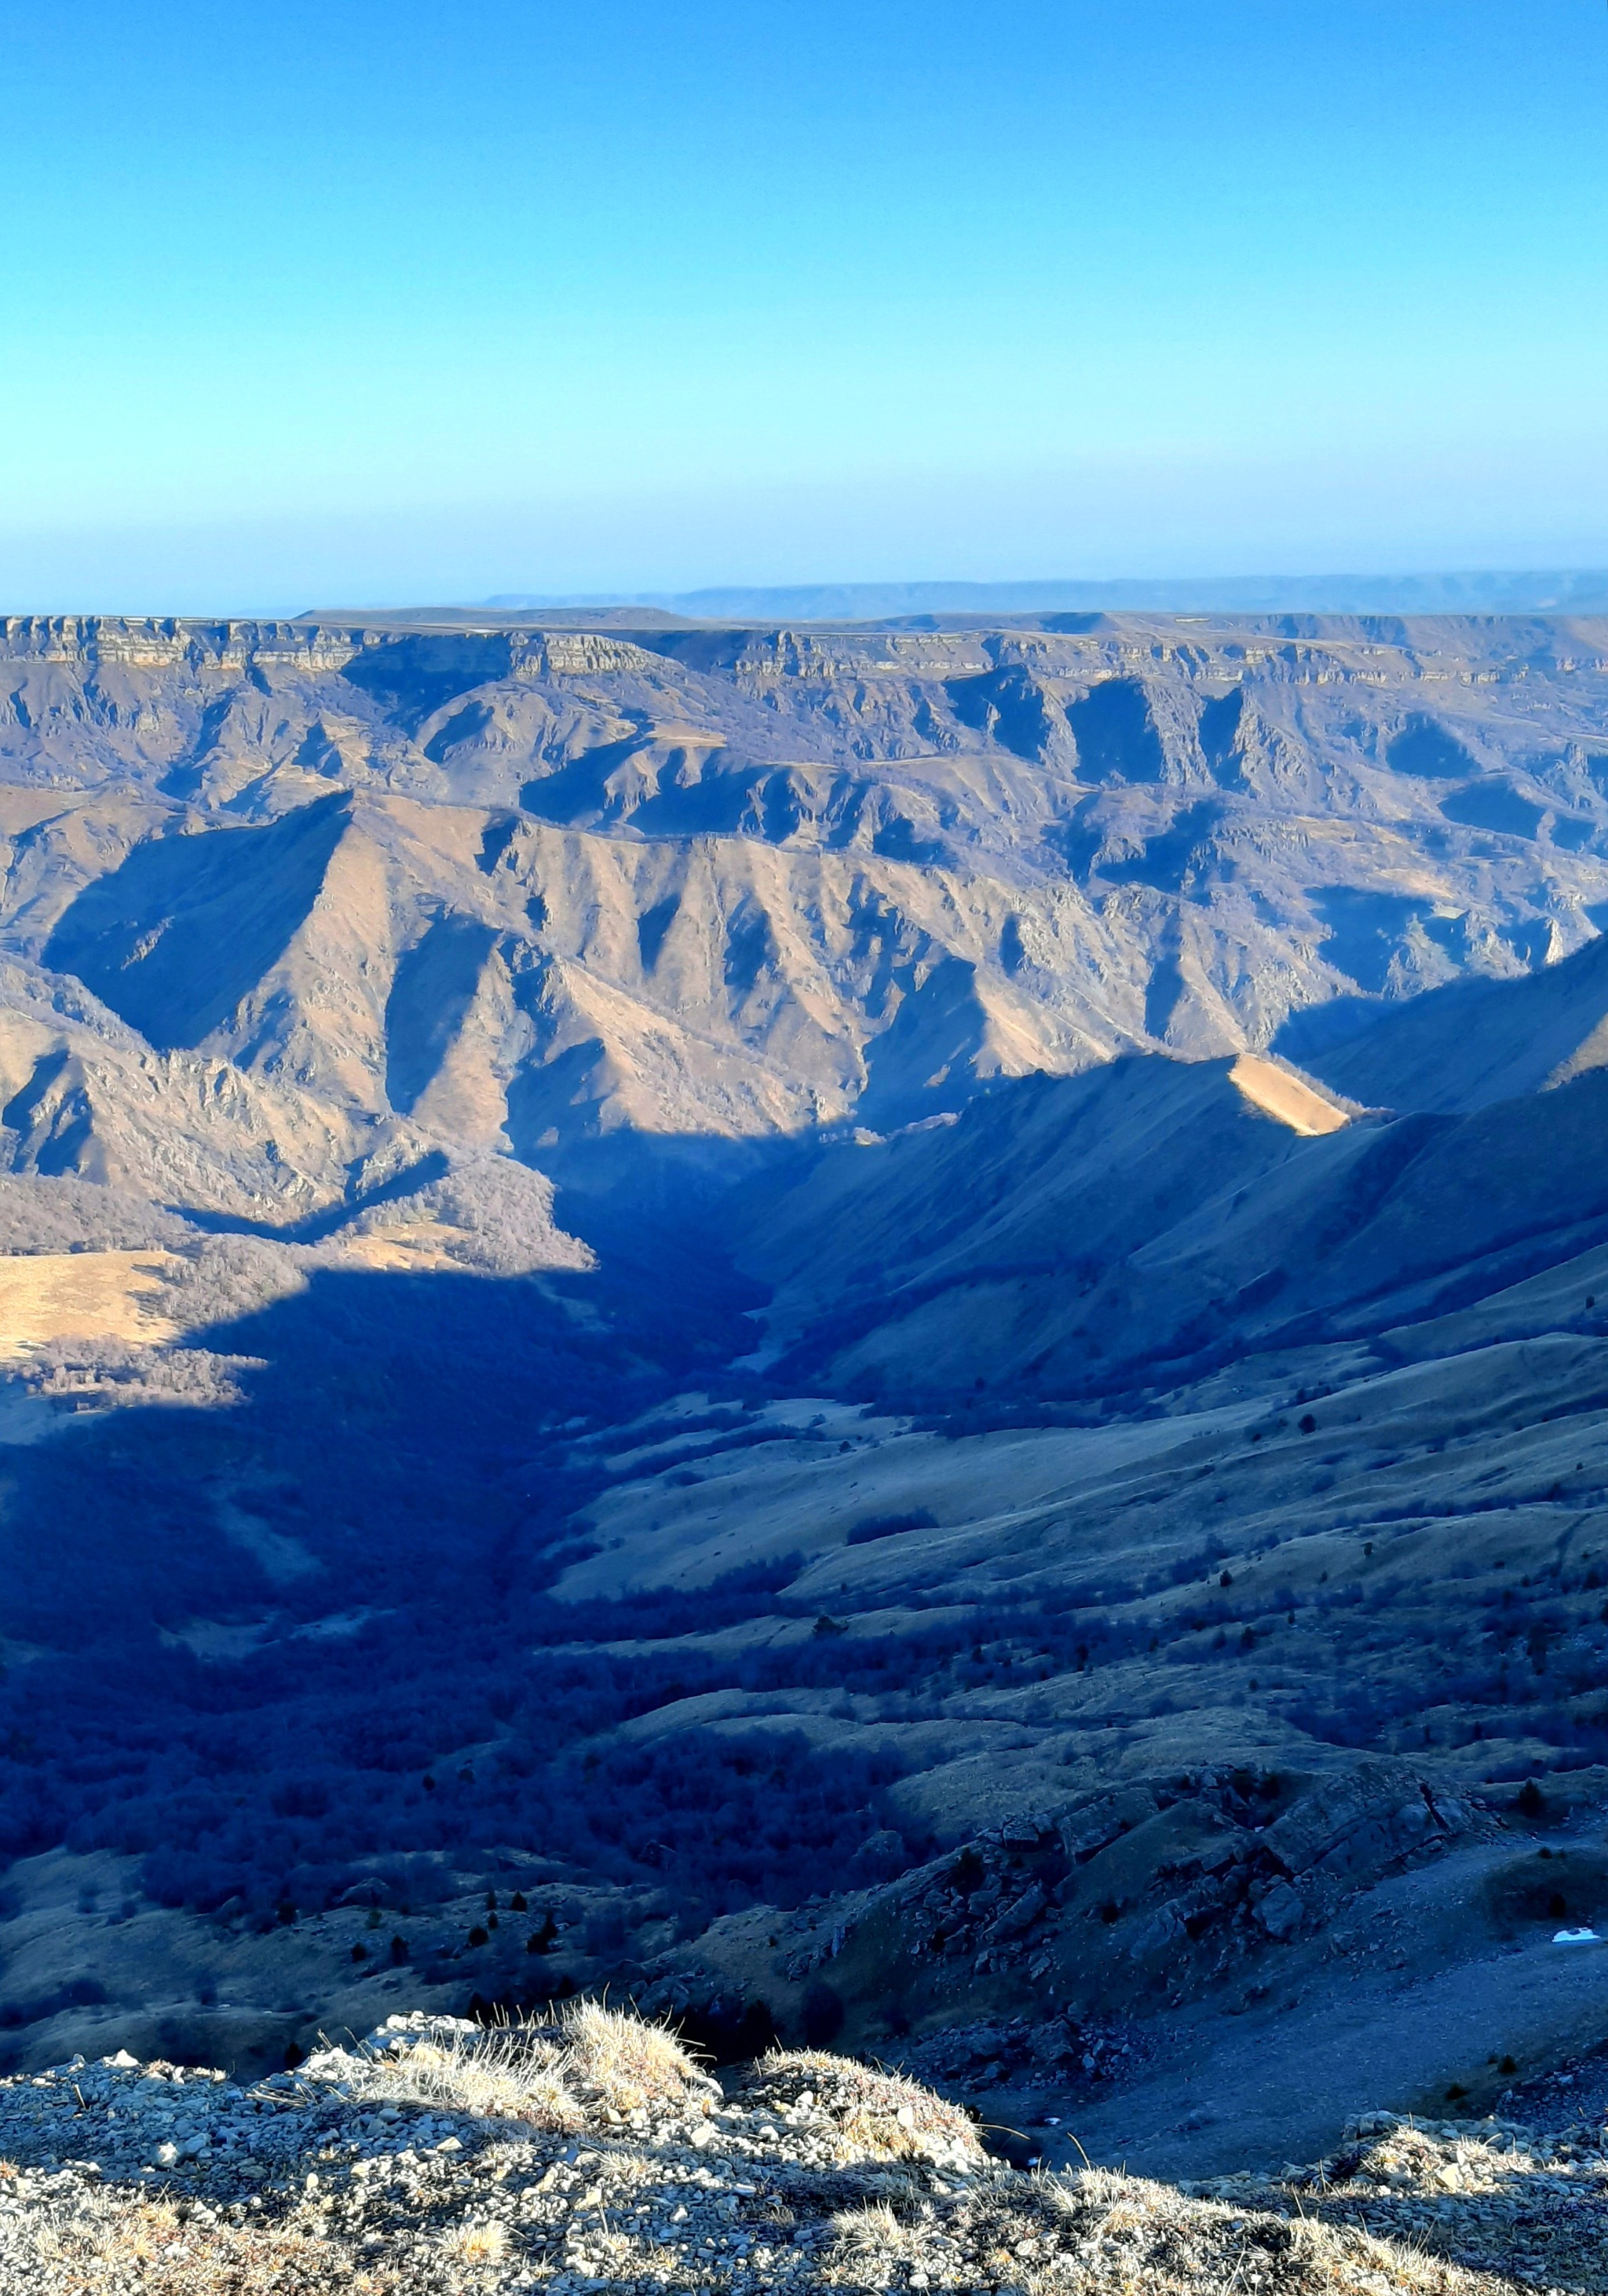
[0,2015,1601,2293]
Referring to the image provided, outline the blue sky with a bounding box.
[2,0,1606,609]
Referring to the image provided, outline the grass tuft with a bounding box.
[440,2216,510,2267]
[323,2002,714,2131]
[560,1995,711,2110]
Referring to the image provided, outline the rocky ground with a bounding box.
[2,2005,1607,2295]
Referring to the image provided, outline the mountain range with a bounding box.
[376,571,1608,619]
[4,610,1608,2174]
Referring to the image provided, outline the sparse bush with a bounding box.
[0,1175,195,1256]
[344,1156,591,1275]
[20,1338,254,1409]
[161,1234,309,1332]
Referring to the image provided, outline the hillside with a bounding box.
[5,614,1608,2192]
[725,1007,1608,1403]
[3,2006,1607,2296]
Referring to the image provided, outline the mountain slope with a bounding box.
[1293,927,1608,1113]
[2,612,1607,1205]
[724,1044,1608,1404]
[6,612,1608,2159]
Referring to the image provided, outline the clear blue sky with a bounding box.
[2,0,1606,610]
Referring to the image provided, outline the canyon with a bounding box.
[2,610,1608,2181]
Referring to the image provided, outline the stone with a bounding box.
[1255,1885,1304,1940]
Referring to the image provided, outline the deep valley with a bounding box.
[2,609,1608,2186]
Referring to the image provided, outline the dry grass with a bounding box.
[829,2198,918,2258]
[4,2176,1526,2296]
[0,1250,178,1359]
[341,2023,581,2130]
[327,1223,468,1274]
[0,2080,1566,2296]
[752,2046,985,2167]
[329,2001,713,2131]
[1,2195,401,2294]
[2,2020,1559,2296]
[561,1996,711,2108]
[1010,2168,1522,2296]
[1229,1051,1352,1136]
[439,2217,510,2269]
[811,2159,1529,2296]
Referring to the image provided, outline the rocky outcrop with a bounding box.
[638,1768,1480,2059]
[5,2005,1592,2295]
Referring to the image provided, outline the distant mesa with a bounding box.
[0,611,1598,1205]
[323,566,1608,623]
[340,632,516,729]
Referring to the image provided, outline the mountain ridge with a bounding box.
[3,613,1608,2179]
[2,609,1607,1211]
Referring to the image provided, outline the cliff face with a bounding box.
[0,612,1605,1209]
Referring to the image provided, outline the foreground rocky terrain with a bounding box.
[5,612,1608,2186]
[3,2005,1606,2295]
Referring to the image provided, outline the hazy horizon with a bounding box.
[12,567,1608,630]
[3,1,1606,613]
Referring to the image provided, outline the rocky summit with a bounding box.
[7,611,1608,2236]
[3,2005,1608,2295]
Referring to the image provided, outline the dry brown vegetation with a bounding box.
[320,1999,718,2134]
[3,2021,1603,2295]
[0,2161,1557,2296]
[0,2191,401,2295]
[751,2046,986,2169]
[821,2160,1545,2295]
[0,1250,178,1358]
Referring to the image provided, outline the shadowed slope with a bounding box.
[1288,929,1608,1114]
[733,1055,1608,1402]
[44,795,351,1051]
